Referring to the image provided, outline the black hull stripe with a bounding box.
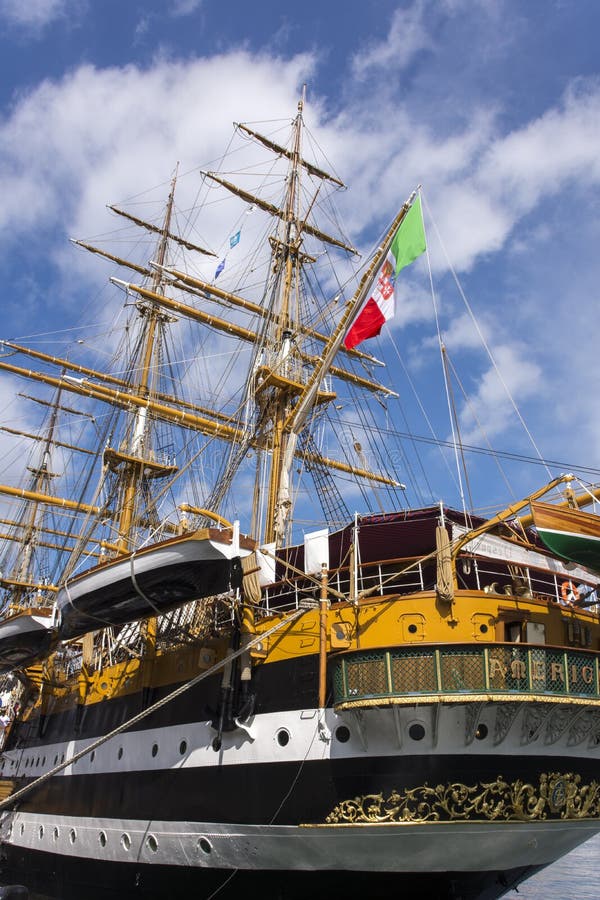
[7,655,321,749]
[0,844,543,900]
[15,754,600,824]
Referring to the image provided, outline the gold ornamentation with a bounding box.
[324,773,600,825]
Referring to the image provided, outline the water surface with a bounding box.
[517,833,600,898]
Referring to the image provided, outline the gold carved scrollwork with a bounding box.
[324,773,600,825]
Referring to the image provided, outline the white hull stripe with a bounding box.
[2,704,598,782]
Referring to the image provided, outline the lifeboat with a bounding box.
[531,500,600,572]
[56,528,256,640]
[0,609,57,673]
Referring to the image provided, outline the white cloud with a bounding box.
[432,81,600,272]
[0,33,599,508]
[134,14,151,41]
[0,53,316,253]
[479,80,600,208]
[454,343,542,445]
[169,0,202,16]
[422,310,486,354]
[2,47,597,301]
[351,0,432,78]
[0,0,75,29]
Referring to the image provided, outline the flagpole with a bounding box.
[286,187,420,437]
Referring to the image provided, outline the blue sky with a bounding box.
[0,0,600,528]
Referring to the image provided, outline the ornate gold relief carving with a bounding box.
[324,773,600,825]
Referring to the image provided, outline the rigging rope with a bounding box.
[421,190,554,484]
[422,199,469,522]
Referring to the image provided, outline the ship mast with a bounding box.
[0,389,63,609]
[0,108,406,567]
[108,171,180,553]
[200,96,408,546]
[262,96,306,546]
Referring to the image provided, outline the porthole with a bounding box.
[335,725,351,743]
[179,740,187,755]
[479,624,489,634]
[61,754,65,764]
[198,837,212,855]
[53,755,58,766]
[117,747,124,760]
[475,723,488,741]
[408,723,426,741]
[38,825,44,840]
[121,833,131,851]
[99,831,107,847]
[42,756,46,767]
[69,828,77,844]
[53,827,59,842]
[276,728,290,747]
[147,834,158,853]
[407,623,418,634]
[90,751,95,763]
[36,757,40,767]
[151,743,159,758]
[19,824,24,836]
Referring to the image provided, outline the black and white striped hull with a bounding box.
[1,662,599,898]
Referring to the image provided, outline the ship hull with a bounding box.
[1,655,599,900]
[0,822,572,900]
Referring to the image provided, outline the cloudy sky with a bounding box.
[0,0,599,523]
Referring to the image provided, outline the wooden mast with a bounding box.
[106,171,180,553]
[262,95,307,546]
[0,110,408,569]
[2,388,63,609]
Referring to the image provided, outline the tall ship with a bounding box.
[0,97,598,899]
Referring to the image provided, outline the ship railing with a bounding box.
[331,642,600,708]
[457,552,599,612]
[260,555,428,614]
[259,550,600,618]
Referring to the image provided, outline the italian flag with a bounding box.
[344,195,426,350]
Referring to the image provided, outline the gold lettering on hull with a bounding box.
[550,663,564,683]
[532,660,545,681]
[323,773,600,825]
[510,660,526,679]
[486,656,598,691]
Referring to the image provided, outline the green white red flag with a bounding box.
[344,195,426,350]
